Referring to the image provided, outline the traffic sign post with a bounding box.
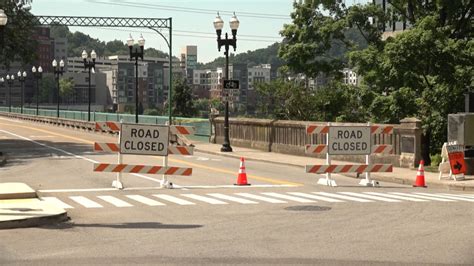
[305,123,394,187]
[94,121,195,189]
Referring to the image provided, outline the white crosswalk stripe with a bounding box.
[338,192,401,202]
[459,194,474,198]
[287,192,344,202]
[389,192,455,202]
[235,193,287,203]
[364,192,428,202]
[181,194,228,205]
[126,195,165,206]
[40,191,473,209]
[70,196,103,208]
[313,192,373,202]
[41,197,74,209]
[261,193,315,203]
[418,193,474,202]
[97,196,133,207]
[207,193,258,204]
[153,194,195,205]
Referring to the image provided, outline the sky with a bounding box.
[30,0,367,63]
[30,0,291,63]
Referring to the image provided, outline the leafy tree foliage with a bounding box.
[0,0,36,69]
[277,0,473,159]
[172,77,195,118]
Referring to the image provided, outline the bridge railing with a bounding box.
[211,117,423,168]
[0,107,210,142]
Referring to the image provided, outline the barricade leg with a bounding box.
[160,156,173,189]
[360,122,378,187]
[317,123,337,187]
[112,153,124,189]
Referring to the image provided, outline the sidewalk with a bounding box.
[0,183,68,229]
[195,142,474,191]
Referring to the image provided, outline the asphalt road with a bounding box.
[0,116,473,265]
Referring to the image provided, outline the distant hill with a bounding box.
[197,28,367,71]
[197,42,285,70]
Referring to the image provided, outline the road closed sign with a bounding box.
[120,123,169,156]
[328,126,371,155]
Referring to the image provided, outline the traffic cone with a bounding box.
[413,160,427,188]
[235,157,250,186]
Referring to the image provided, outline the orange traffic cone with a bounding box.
[235,157,250,186]
[413,160,427,187]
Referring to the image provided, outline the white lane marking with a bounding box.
[389,192,455,202]
[364,192,428,202]
[287,192,344,202]
[418,193,474,202]
[207,193,258,204]
[181,194,228,205]
[126,195,165,206]
[153,194,195,205]
[29,135,54,138]
[41,197,74,209]
[313,192,373,202]
[460,194,474,198]
[211,159,222,161]
[70,196,103,208]
[339,192,401,202]
[261,192,315,203]
[97,196,133,207]
[172,184,298,189]
[235,193,287,203]
[0,129,165,185]
[196,157,210,161]
[38,187,163,193]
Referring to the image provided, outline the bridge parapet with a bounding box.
[211,117,422,168]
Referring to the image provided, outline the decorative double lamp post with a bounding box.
[17,70,27,113]
[5,74,14,112]
[32,66,43,116]
[213,12,240,152]
[82,50,96,121]
[52,59,65,118]
[127,34,145,124]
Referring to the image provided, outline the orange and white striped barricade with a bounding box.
[305,122,394,187]
[93,122,195,189]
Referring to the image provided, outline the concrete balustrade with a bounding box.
[211,117,423,168]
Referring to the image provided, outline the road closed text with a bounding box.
[123,140,165,152]
[120,124,169,156]
[328,127,371,155]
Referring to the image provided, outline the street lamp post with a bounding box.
[214,12,240,152]
[5,74,14,112]
[52,59,64,118]
[17,71,27,114]
[82,50,97,121]
[32,66,43,116]
[0,77,4,107]
[127,34,145,124]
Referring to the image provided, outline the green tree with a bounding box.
[172,78,195,117]
[0,0,37,69]
[59,78,74,104]
[39,75,55,103]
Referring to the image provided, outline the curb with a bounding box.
[195,148,474,192]
[0,212,69,230]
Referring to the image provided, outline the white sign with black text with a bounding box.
[328,126,371,155]
[120,123,169,156]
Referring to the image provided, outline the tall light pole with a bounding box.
[214,12,239,152]
[0,77,4,107]
[127,34,145,124]
[17,71,27,114]
[82,50,96,121]
[32,66,43,116]
[52,59,64,118]
[5,74,14,112]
